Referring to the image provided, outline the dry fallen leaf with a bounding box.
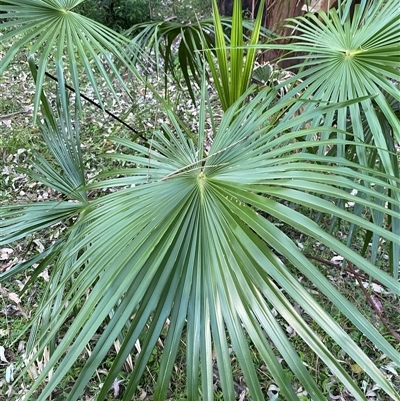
[371,295,383,314]
[361,282,385,294]
[8,292,21,304]
[0,119,12,127]
[0,248,13,260]
[113,378,120,397]
[6,364,14,383]
[0,260,14,272]
[0,345,9,362]
[330,255,344,265]
[38,269,50,282]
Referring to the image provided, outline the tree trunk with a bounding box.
[218,0,304,32]
[258,0,304,67]
[262,0,303,37]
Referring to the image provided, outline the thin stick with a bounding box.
[346,262,400,342]
[307,253,400,341]
[41,69,148,141]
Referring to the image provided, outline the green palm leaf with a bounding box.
[0,65,86,285]
[127,0,271,109]
[127,18,217,103]
[3,85,399,400]
[0,0,142,117]
[282,0,399,143]
[269,0,400,278]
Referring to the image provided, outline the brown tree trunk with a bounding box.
[263,0,303,37]
[258,0,304,67]
[218,0,304,30]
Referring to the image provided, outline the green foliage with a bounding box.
[2,85,399,401]
[128,17,217,103]
[73,0,212,31]
[151,0,212,22]
[0,0,399,400]
[74,0,151,31]
[129,0,273,107]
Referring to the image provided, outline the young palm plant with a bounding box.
[129,0,400,279]
[1,0,399,400]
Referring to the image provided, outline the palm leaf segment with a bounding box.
[0,0,142,117]
[10,88,399,400]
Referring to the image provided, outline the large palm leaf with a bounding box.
[272,0,400,278]
[281,0,399,158]
[0,0,143,118]
[2,85,399,400]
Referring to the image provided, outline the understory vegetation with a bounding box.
[0,0,399,400]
